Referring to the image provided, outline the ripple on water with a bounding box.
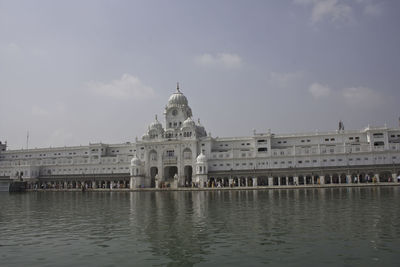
[1,187,400,266]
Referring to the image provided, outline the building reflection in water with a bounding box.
[126,188,400,265]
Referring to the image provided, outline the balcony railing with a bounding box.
[163,156,177,164]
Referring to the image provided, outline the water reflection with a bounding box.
[1,187,400,266]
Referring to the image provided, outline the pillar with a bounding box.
[229,178,233,187]
[346,175,351,184]
[92,181,97,189]
[320,175,325,185]
[286,177,289,186]
[278,177,281,186]
[393,173,398,183]
[375,174,380,183]
[268,177,273,186]
[294,176,298,185]
[253,177,257,187]
[245,178,248,187]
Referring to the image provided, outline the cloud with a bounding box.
[269,71,305,88]
[294,0,383,23]
[294,0,352,23]
[195,53,242,69]
[342,86,382,107]
[308,82,331,98]
[87,74,155,100]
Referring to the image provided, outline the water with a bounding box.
[1,187,400,266]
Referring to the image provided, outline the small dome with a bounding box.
[149,115,163,131]
[182,117,195,128]
[168,83,188,106]
[131,155,141,166]
[196,151,207,164]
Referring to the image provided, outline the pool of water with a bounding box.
[1,187,400,266]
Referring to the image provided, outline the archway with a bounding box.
[298,175,305,185]
[164,166,178,181]
[324,174,331,184]
[332,174,339,184]
[340,174,347,183]
[150,167,158,187]
[379,171,392,182]
[258,176,268,186]
[184,165,193,187]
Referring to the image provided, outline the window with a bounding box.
[258,147,268,152]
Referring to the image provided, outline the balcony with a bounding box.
[163,156,177,164]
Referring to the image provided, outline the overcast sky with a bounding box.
[1,0,399,149]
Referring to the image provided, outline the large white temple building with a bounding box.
[1,85,400,190]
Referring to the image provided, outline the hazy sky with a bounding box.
[1,0,399,149]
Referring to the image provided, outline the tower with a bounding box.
[194,151,208,188]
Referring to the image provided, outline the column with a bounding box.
[393,173,398,183]
[253,177,258,187]
[346,175,352,184]
[286,177,289,186]
[229,178,233,187]
[268,177,273,186]
[294,176,298,186]
[92,181,97,189]
[374,174,380,183]
[278,177,281,186]
[245,178,248,187]
[319,175,325,185]
[338,176,341,184]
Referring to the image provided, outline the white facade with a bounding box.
[1,85,400,189]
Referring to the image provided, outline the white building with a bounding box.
[1,85,400,189]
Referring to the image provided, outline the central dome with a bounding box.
[168,83,188,106]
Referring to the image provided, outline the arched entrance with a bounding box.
[164,166,178,181]
[150,167,158,187]
[184,165,193,187]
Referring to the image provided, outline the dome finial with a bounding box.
[176,82,180,92]
[155,114,158,121]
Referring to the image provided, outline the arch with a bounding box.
[150,166,158,187]
[305,175,312,185]
[298,175,305,185]
[332,173,340,184]
[313,175,319,184]
[258,176,268,186]
[324,174,331,184]
[164,166,178,181]
[149,150,158,161]
[379,171,392,182]
[184,165,193,187]
[182,148,192,160]
[340,173,347,184]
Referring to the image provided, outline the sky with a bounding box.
[0,0,399,150]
